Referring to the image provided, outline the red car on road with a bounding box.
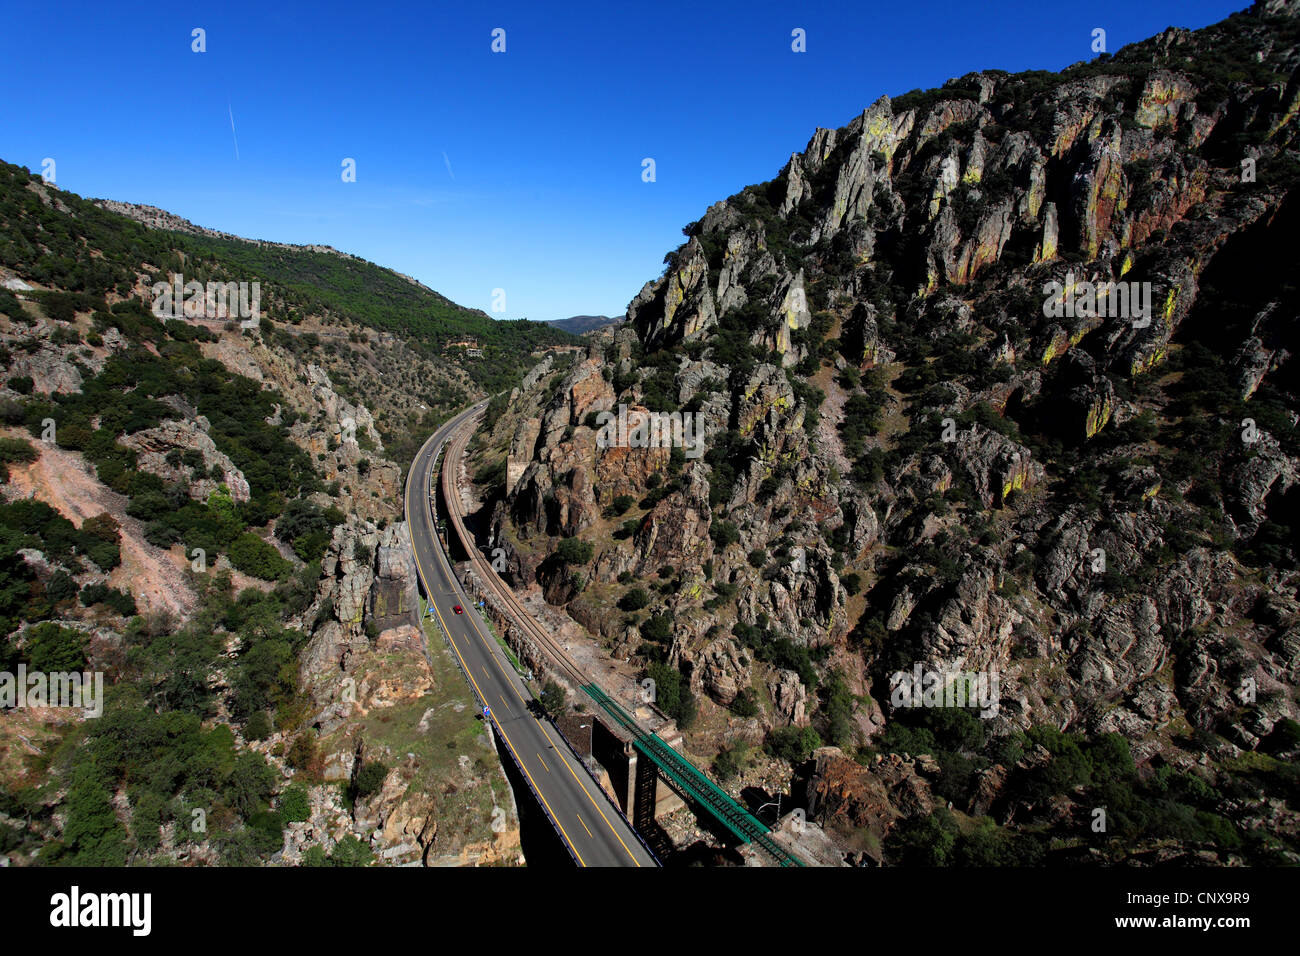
[453,605,463,615]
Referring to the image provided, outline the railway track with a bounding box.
[438,411,604,700]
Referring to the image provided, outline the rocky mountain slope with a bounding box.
[0,169,527,865]
[471,0,1300,864]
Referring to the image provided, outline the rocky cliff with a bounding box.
[0,170,521,866]
[473,1,1300,863]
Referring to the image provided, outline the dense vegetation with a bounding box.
[0,570,321,864]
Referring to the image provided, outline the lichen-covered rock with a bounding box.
[118,416,251,502]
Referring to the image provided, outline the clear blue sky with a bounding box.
[1,0,1244,322]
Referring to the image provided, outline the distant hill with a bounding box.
[0,163,574,394]
[547,314,621,335]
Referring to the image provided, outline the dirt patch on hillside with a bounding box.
[3,433,197,618]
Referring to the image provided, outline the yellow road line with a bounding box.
[418,412,649,866]
[576,813,593,838]
[435,434,645,866]
[457,600,644,863]
[537,720,642,864]
[407,440,587,867]
[536,753,550,773]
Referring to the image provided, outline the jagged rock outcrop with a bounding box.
[474,1,1300,864]
[118,416,252,502]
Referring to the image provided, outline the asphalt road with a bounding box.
[404,403,657,868]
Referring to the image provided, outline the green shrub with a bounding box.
[619,588,650,612]
[279,784,311,823]
[645,660,696,728]
[640,613,673,644]
[766,725,822,764]
[711,520,740,549]
[245,710,273,741]
[730,689,759,718]
[539,681,566,719]
[553,537,594,566]
[714,744,747,781]
[0,436,37,465]
[229,533,291,580]
[352,761,389,800]
[20,622,87,671]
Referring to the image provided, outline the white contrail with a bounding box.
[442,150,454,180]
[229,101,240,160]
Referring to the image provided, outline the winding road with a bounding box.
[404,403,657,867]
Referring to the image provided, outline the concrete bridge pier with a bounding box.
[631,753,659,833]
[588,716,682,830]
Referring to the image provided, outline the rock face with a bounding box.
[801,747,935,847]
[7,341,83,394]
[275,363,399,523]
[476,4,1300,864]
[768,669,810,727]
[369,522,420,633]
[301,519,423,723]
[698,637,750,705]
[119,416,252,502]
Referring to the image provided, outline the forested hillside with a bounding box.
[0,162,574,393]
[0,164,525,866]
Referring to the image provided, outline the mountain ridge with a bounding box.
[469,0,1300,865]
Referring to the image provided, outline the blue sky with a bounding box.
[1,0,1244,321]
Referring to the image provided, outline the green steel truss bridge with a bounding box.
[582,683,805,867]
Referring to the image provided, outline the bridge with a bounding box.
[582,685,804,866]
[425,404,807,867]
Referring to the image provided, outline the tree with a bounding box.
[539,681,566,719]
[244,710,273,741]
[640,612,673,644]
[22,622,86,671]
[229,532,291,580]
[228,751,276,817]
[0,436,37,468]
[62,766,128,865]
[81,512,120,544]
[353,761,389,800]
[302,845,330,867]
[711,520,740,549]
[886,808,958,865]
[766,725,822,764]
[287,733,318,775]
[330,835,374,867]
[646,661,696,729]
[714,744,748,781]
[231,635,293,719]
[730,689,759,718]
[618,587,650,612]
[553,537,594,566]
[275,498,334,562]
